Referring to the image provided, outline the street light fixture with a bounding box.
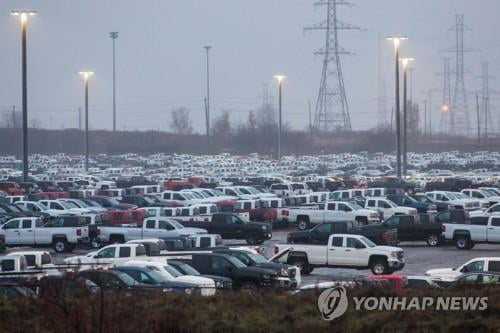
[274,75,286,162]
[204,46,212,146]
[109,32,119,131]
[79,71,94,172]
[11,10,36,183]
[400,57,414,177]
[386,36,407,179]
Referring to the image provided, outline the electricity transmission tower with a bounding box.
[444,14,472,135]
[439,58,452,134]
[479,62,494,136]
[305,0,359,132]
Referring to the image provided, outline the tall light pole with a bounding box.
[110,32,119,132]
[79,71,94,171]
[386,36,407,178]
[11,11,36,182]
[400,57,414,177]
[204,46,211,144]
[274,75,286,162]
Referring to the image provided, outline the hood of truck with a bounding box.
[425,267,461,280]
[370,245,404,255]
[178,227,207,235]
[174,275,215,288]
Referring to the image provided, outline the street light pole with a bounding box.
[204,46,211,145]
[110,32,119,132]
[11,11,36,182]
[79,71,94,172]
[400,57,414,177]
[386,36,407,179]
[274,75,286,162]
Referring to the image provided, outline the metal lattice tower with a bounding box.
[439,58,452,133]
[444,15,472,135]
[479,62,494,135]
[305,0,359,132]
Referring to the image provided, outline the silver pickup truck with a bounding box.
[442,216,500,249]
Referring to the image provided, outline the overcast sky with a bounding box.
[0,0,499,132]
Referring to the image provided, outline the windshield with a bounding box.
[173,262,200,276]
[386,200,397,208]
[227,256,247,268]
[446,192,458,200]
[82,200,101,207]
[350,203,363,210]
[163,265,182,277]
[480,190,493,198]
[246,252,268,264]
[239,188,251,194]
[145,269,169,283]
[414,195,431,203]
[61,201,79,209]
[15,205,29,212]
[107,198,121,206]
[201,189,215,197]
[142,196,155,204]
[359,236,376,248]
[116,272,139,286]
[188,192,204,199]
[168,220,184,229]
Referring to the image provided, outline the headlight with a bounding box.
[215,281,223,288]
[261,226,267,231]
[184,288,194,295]
[390,251,397,258]
[162,288,174,293]
[280,268,288,277]
[261,274,271,280]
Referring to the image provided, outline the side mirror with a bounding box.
[355,243,366,249]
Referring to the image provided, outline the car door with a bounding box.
[345,237,369,266]
[486,217,500,242]
[325,202,340,219]
[327,236,346,266]
[1,219,21,244]
[397,216,415,241]
[208,256,236,279]
[18,219,35,244]
[142,219,158,239]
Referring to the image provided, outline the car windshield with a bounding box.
[163,265,182,277]
[116,272,139,286]
[61,201,79,209]
[479,190,493,198]
[201,190,215,197]
[188,192,204,199]
[227,256,247,268]
[386,200,397,208]
[350,203,363,210]
[173,262,200,276]
[107,198,121,206]
[35,203,48,211]
[143,196,155,204]
[14,205,29,212]
[246,252,268,264]
[239,188,251,194]
[446,193,458,199]
[414,195,431,203]
[359,236,376,248]
[83,200,101,208]
[168,220,184,229]
[144,269,169,283]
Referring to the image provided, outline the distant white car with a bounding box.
[426,257,500,281]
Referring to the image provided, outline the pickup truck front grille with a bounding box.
[288,268,296,279]
[397,251,404,260]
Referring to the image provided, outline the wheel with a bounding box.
[240,281,258,290]
[355,217,368,225]
[289,257,313,275]
[297,218,310,231]
[90,237,101,249]
[370,259,389,275]
[426,234,441,247]
[110,236,124,244]
[455,236,472,250]
[53,239,68,253]
[245,233,260,245]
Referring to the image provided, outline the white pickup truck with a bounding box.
[0,217,85,252]
[364,197,417,220]
[96,217,207,244]
[289,201,381,230]
[442,216,500,249]
[273,234,404,275]
[64,243,158,267]
[470,203,500,218]
[425,257,500,281]
[425,191,482,210]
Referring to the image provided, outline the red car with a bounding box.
[0,182,25,195]
[105,209,144,225]
[364,274,408,291]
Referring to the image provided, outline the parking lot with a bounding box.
[7,227,500,286]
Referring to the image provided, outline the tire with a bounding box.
[297,218,310,231]
[90,237,101,249]
[370,259,389,275]
[245,233,260,245]
[455,235,472,250]
[240,281,258,290]
[53,239,68,253]
[110,235,124,244]
[426,234,441,247]
[289,257,313,275]
[355,216,368,225]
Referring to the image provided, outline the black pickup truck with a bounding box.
[286,221,398,246]
[179,253,295,289]
[179,213,272,245]
[383,214,443,246]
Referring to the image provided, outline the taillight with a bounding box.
[76,228,82,236]
[274,245,279,254]
[255,247,261,253]
[441,225,446,232]
[204,218,209,222]
[190,218,194,222]
[97,228,101,236]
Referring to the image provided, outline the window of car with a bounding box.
[159,221,175,230]
[482,274,500,284]
[199,207,207,215]
[145,220,155,229]
[199,237,211,248]
[491,218,500,227]
[471,217,489,226]
[460,274,480,282]
[330,236,343,247]
[367,200,376,208]
[210,257,233,270]
[21,219,32,229]
[41,254,51,265]
[317,223,332,233]
[462,260,484,273]
[338,203,352,212]
[406,279,429,289]
[98,247,116,258]
[3,220,20,229]
[119,247,131,258]
[24,255,36,266]
[327,203,336,211]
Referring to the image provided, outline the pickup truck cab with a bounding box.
[442,216,500,249]
[425,191,482,210]
[64,243,154,267]
[39,200,91,215]
[384,214,443,246]
[386,194,437,213]
[273,234,405,275]
[97,217,206,244]
[426,257,500,281]
[180,213,272,245]
[0,217,85,252]
[289,201,381,231]
[470,203,500,217]
[461,189,500,207]
[6,250,53,269]
[364,197,417,219]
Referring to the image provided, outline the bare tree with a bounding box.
[1,107,22,128]
[212,111,231,137]
[170,107,193,135]
[29,118,41,129]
